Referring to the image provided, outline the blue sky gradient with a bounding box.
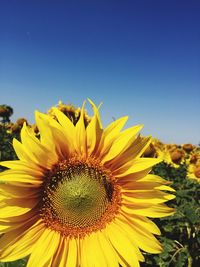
[1,0,200,144]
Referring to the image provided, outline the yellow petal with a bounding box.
[86,100,103,156]
[122,203,175,218]
[122,189,175,204]
[27,227,60,267]
[114,158,162,177]
[140,174,172,184]
[0,197,37,219]
[115,215,163,254]
[37,110,74,157]
[120,177,174,191]
[52,107,76,137]
[102,125,143,164]
[87,98,103,127]
[0,183,39,199]
[75,101,87,155]
[116,170,152,186]
[0,170,42,185]
[13,136,55,170]
[0,210,37,234]
[35,111,58,162]
[51,237,69,267]
[109,136,151,170]
[106,223,141,267]
[13,138,33,163]
[0,160,44,176]
[0,223,12,233]
[50,127,71,159]
[155,185,176,192]
[81,233,108,267]
[0,219,43,261]
[65,238,78,267]
[119,174,175,192]
[121,213,161,235]
[97,231,119,267]
[97,116,128,157]
[0,205,30,219]
[20,124,57,168]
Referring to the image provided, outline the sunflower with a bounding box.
[142,138,172,164]
[187,161,200,181]
[169,148,186,168]
[159,147,185,168]
[182,143,195,154]
[187,149,200,165]
[0,100,175,267]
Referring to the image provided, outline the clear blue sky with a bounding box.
[0,0,200,145]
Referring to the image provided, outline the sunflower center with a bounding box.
[50,168,112,228]
[170,150,184,164]
[194,166,200,178]
[41,160,120,237]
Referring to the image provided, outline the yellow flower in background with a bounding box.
[142,139,173,166]
[157,145,186,168]
[169,148,186,168]
[182,143,195,154]
[187,161,200,182]
[187,149,200,165]
[0,100,175,267]
[156,147,172,164]
[165,144,178,153]
[142,138,165,159]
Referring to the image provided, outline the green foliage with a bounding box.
[0,258,27,267]
[0,105,13,123]
[0,119,200,267]
[142,162,200,267]
[0,123,18,171]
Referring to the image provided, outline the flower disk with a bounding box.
[0,99,175,267]
[41,160,120,236]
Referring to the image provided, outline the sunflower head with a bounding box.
[188,150,200,164]
[166,144,178,152]
[187,161,200,181]
[16,118,28,127]
[0,99,175,267]
[182,143,195,153]
[170,148,185,165]
[194,165,200,179]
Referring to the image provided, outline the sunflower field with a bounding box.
[0,102,199,267]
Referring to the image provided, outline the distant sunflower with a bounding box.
[168,148,186,168]
[187,149,200,165]
[187,162,200,181]
[182,143,195,153]
[0,100,175,267]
